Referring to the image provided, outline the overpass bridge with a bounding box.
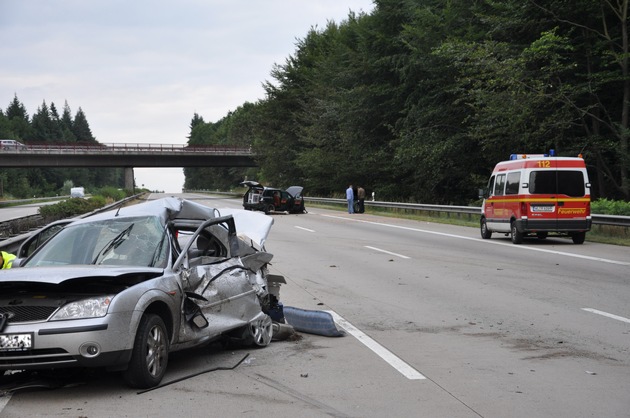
[0,143,257,190]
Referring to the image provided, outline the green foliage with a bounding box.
[62,180,74,195]
[591,199,630,216]
[72,108,97,143]
[184,103,261,191]
[1,97,124,198]
[183,0,630,203]
[38,196,106,220]
[7,1,630,205]
[92,186,128,201]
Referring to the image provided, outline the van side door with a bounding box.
[486,173,508,232]
[504,171,521,221]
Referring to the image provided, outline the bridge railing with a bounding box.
[16,143,253,154]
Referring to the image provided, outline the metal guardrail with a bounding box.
[0,195,70,207]
[304,197,630,228]
[184,191,629,228]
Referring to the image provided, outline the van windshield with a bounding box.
[529,170,585,197]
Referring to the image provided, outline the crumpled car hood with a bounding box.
[0,265,164,285]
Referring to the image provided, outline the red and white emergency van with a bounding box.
[480,151,591,244]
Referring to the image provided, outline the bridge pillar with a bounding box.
[124,167,135,192]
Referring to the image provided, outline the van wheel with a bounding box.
[511,222,523,244]
[480,218,492,239]
[571,232,586,244]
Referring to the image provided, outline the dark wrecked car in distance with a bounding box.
[240,180,306,215]
[0,197,284,388]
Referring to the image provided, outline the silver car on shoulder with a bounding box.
[0,197,280,388]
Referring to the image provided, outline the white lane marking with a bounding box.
[295,226,315,232]
[364,245,410,259]
[325,310,426,380]
[0,393,10,413]
[582,308,630,324]
[321,214,630,266]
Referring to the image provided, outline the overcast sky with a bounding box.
[0,0,375,192]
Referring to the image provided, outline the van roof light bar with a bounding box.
[509,153,548,160]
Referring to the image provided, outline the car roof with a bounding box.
[70,197,275,249]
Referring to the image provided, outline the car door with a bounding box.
[195,258,261,334]
[175,217,260,339]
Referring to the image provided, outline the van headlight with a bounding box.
[51,296,114,320]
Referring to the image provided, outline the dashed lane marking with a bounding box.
[295,226,315,232]
[582,308,630,324]
[321,214,630,266]
[364,245,410,259]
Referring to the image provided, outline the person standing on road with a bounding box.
[357,186,366,213]
[1,251,16,269]
[346,184,354,214]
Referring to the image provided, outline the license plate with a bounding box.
[531,205,555,213]
[0,333,33,351]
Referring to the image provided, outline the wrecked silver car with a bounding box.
[0,197,281,388]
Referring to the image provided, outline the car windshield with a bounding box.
[25,216,169,267]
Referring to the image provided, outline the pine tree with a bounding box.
[31,100,62,142]
[5,94,29,122]
[61,101,77,142]
[72,107,96,143]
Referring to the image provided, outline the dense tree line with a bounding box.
[0,95,124,198]
[186,0,630,203]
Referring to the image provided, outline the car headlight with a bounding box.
[51,296,114,320]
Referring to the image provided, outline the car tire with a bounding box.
[123,314,169,389]
[511,222,523,244]
[245,314,273,347]
[480,218,492,239]
[264,204,275,215]
[571,231,586,244]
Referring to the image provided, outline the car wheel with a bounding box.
[246,314,273,347]
[123,314,169,389]
[264,204,275,215]
[480,218,492,239]
[571,231,586,244]
[511,222,523,244]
